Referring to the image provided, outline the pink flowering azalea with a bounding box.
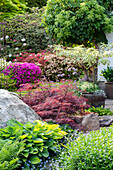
[2,63,41,87]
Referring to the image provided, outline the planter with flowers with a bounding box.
[78,82,106,107]
[101,66,113,99]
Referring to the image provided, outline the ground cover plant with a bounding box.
[85,105,113,116]
[0,119,67,169]
[52,125,113,170]
[19,80,90,129]
[2,63,41,87]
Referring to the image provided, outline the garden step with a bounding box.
[99,116,113,127]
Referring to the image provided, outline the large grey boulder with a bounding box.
[0,89,41,128]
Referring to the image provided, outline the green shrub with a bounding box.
[25,0,47,8]
[0,73,17,91]
[85,106,113,116]
[0,119,67,169]
[43,0,113,46]
[52,125,113,170]
[0,0,27,21]
[2,8,52,60]
[97,0,113,14]
[0,139,25,170]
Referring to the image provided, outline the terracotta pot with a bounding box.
[105,82,113,99]
[82,92,106,108]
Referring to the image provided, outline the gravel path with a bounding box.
[105,99,113,111]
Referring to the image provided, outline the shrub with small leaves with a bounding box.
[20,82,90,129]
[52,125,113,170]
[1,8,52,60]
[42,54,79,81]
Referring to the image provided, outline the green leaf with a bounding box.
[26,143,33,147]
[10,136,15,140]
[46,140,54,147]
[22,152,29,158]
[38,146,43,152]
[42,149,49,158]
[30,156,41,164]
[33,138,43,143]
[24,122,33,129]
[27,135,32,139]
[19,134,28,139]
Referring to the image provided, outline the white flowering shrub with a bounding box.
[0,8,52,61]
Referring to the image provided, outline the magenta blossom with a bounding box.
[2,62,42,86]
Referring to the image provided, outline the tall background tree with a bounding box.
[0,0,27,21]
[25,0,47,8]
[97,0,113,14]
[42,0,113,47]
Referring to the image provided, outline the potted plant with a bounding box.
[54,44,113,107]
[101,66,113,99]
[77,81,107,107]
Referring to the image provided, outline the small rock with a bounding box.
[99,115,113,127]
[81,113,100,132]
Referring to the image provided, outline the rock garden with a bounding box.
[0,0,113,169]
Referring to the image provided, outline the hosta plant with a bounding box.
[85,105,113,116]
[0,119,67,169]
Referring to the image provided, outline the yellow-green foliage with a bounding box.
[0,119,67,166]
[0,73,17,91]
[0,0,27,21]
[0,139,25,170]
